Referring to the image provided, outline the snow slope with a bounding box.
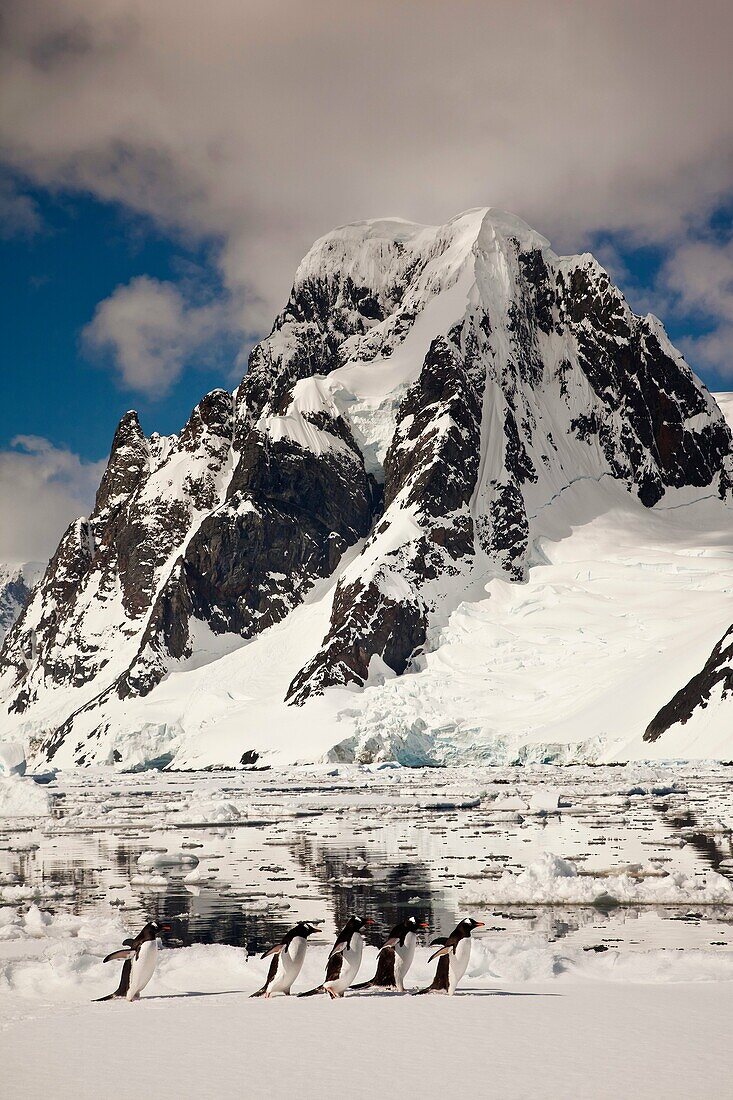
[27,475,732,769]
[2,209,733,767]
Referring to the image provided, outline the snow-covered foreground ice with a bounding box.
[1,763,732,1097]
[2,971,732,1100]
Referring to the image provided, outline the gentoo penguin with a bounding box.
[353,915,427,992]
[417,917,484,995]
[299,915,374,998]
[96,920,171,1002]
[251,921,322,998]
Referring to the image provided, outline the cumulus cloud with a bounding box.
[0,436,105,561]
[678,327,733,377]
[659,240,733,376]
[0,0,732,337]
[82,275,236,397]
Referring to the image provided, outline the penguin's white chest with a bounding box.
[326,933,363,993]
[127,939,158,1001]
[271,936,307,993]
[448,936,471,994]
[394,932,416,990]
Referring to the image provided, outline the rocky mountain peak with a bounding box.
[2,209,732,768]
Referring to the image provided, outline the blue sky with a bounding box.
[0,189,237,460]
[1,186,729,466]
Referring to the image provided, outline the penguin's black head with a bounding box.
[292,921,322,938]
[461,917,485,933]
[406,915,429,930]
[351,916,374,932]
[148,920,172,938]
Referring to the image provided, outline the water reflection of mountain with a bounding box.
[289,832,453,945]
[143,880,294,954]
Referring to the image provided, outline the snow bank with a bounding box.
[0,775,51,817]
[463,852,733,906]
[2,910,733,1009]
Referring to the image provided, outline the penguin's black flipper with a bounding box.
[352,945,397,990]
[415,954,450,995]
[324,952,344,984]
[428,944,453,963]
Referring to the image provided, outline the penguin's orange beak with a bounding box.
[420,921,429,928]
[161,924,172,933]
[475,921,485,928]
[364,918,375,925]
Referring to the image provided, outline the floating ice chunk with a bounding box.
[137,850,200,871]
[130,873,169,887]
[183,866,215,884]
[0,776,51,817]
[529,790,561,814]
[491,794,529,811]
[175,798,245,824]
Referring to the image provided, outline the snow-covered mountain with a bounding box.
[0,562,44,645]
[2,208,733,769]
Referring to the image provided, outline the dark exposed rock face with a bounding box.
[93,411,149,524]
[119,424,372,699]
[288,334,484,701]
[0,392,234,718]
[1,207,731,766]
[645,626,733,742]
[287,576,426,701]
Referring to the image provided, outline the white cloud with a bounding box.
[1,0,732,335]
[662,240,733,323]
[82,275,235,397]
[678,326,733,377]
[657,239,733,377]
[0,436,105,562]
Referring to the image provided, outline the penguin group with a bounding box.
[98,914,484,1001]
